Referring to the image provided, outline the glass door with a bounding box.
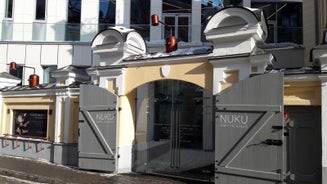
[134,80,214,182]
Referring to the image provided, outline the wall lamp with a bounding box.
[151,14,177,53]
[9,62,39,87]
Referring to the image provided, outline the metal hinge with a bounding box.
[284,171,296,182]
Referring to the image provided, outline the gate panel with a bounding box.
[215,73,284,184]
[79,85,118,172]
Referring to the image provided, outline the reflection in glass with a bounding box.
[99,0,116,31]
[252,2,303,44]
[131,0,150,41]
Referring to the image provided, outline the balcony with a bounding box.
[0,22,116,42]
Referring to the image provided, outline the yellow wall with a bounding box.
[118,90,136,147]
[1,97,56,140]
[69,96,79,143]
[124,61,213,95]
[284,81,321,105]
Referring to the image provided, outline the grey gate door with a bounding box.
[215,73,285,184]
[79,84,118,172]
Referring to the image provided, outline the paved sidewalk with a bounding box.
[0,154,189,184]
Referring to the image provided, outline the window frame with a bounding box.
[162,13,192,42]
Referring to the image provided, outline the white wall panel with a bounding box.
[7,44,25,64]
[25,45,41,66]
[0,44,8,72]
[73,45,92,66]
[57,45,73,69]
[0,0,5,20]
[41,45,58,65]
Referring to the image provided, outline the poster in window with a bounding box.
[14,110,48,138]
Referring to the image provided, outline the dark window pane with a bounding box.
[164,16,175,38]
[277,27,303,44]
[130,0,150,41]
[36,0,46,20]
[178,17,189,42]
[252,2,302,44]
[99,0,116,31]
[68,0,81,23]
[5,0,13,18]
[66,0,81,41]
[10,66,23,81]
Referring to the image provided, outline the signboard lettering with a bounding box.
[95,112,115,123]
[219,114,249,128]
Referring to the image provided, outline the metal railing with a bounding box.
[3,133,49,151]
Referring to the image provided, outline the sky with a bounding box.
[201,0,223,7]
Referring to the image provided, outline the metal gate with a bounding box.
[215,73,285,183]
[79,84,118,172]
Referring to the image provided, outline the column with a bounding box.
[192,0,201,43]
[150,0,162,41]
[116,0,131,28]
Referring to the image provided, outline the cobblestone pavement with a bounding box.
[0,154,208,184]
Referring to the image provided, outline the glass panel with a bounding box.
[163,0,192,13]
[164,16,175,38]
[32,22,46,41]
[35,0,46,20]
[130,0,150,41]
[5,0,13,18]
[178,17,189,42]
[43,66,57,84]
[134,80,214,182]
[99,0,116,31]
[252,2,303,44]
[277,3,302,44]
[66,0,81,41]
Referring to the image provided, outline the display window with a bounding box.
[13,110,48,138]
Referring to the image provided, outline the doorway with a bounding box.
[133,80,214,182]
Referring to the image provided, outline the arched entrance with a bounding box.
[133,79,214,182]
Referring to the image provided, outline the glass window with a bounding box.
[66,0,81,41]
[5,0,13,19]
[130,0,150,41]
[35,0,46,20]
[14,110,48,138]
[43,66,57,84]
[99,0,116,31]
[201,0,223,24]
[252,2,303,44]
[162,0,192,42]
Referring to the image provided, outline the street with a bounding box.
[0,154,197,184]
